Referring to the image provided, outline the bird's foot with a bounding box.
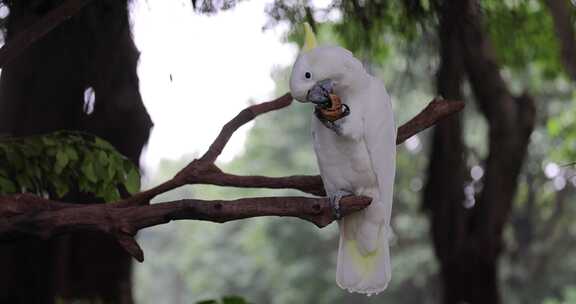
[329,190,353,220]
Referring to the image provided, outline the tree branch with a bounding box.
[0,193,371,261]
[122,94,463,205]
[0,93,464,261]
[396,96,464,145]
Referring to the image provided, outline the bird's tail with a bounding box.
[336,200,392,296]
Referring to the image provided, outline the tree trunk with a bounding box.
[423,1,470,303]
[543,0,576,82]
[0,1,152,303]
[424,1,536,303]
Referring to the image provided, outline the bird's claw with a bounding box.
[329,190,353,220]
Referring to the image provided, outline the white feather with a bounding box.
[291,46,396,295]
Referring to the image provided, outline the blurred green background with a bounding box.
[0,0,575,303]
[134,2,576,303]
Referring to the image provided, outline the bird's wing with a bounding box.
[362,81,396,228]
[311,116,337,195]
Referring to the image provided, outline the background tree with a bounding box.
[0,0,152,303]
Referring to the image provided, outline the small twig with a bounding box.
[175,93,294,180]
[397,97,464,144]
[200,93,294,165]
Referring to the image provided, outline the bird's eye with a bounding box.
[305,72,311,79]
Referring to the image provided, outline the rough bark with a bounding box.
[458,0,535,252]
[423,1,469,303]
[0,194,372,252]
[424,1,536,303]
[0,1,152,303]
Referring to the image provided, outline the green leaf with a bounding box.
[104,187,120,202]
[222,296,249,304]
[15,174,32,190]
[55,150,69,174]
[0,131,139,199]
[123,159,135,172]
[0,176,17,193]
[53,179,69,198]
[98,150,108,165]
[94,161,107,182]
[41,137,57,146]
[5,149,23,170]
[95,137,114,150]
[195,297,249,304]
[66,146,79,161]
[125,167,140,194]
[547,118,561,137]
[95,182,119,202]
[107,162,116,180]
[82,162,98,183]
[78,178,90,193]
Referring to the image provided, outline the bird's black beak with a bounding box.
[307,79,334,109]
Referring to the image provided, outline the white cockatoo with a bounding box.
[289,23,396,295]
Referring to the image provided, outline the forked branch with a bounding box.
[0,94,464,261]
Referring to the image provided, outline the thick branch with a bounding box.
[0,193,371,261]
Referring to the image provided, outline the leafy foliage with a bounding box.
[0,131,140,201]
[267,0,435,64]
[483,0,563,79]
[544,287,576,304]
[547,93,576,163]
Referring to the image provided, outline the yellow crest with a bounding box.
[302,22,317,52]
